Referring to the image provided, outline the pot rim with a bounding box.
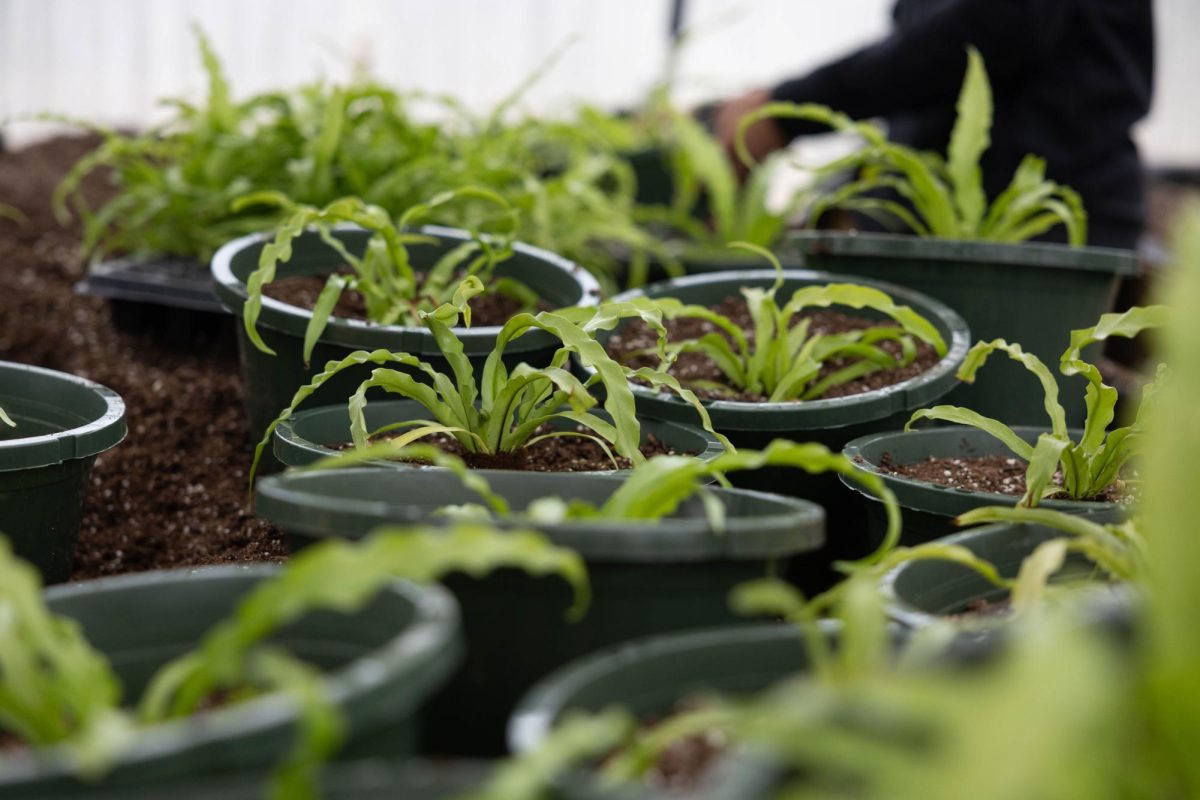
[254,467,826,560]
[785,230,1139,275]
[841,425,1121,513]
[210,223,602,349]
[593,269,972,431]
[272,399,727,476]
[0,360,127,470]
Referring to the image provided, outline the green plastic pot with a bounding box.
[0,361,126,583]
[881,522,1133,630]
[597,269,970,589]
[509,623,827,800]
[273,399,726,474]
[64,761,491,800]
[787,231,1138,426]
[0,565,461,797]
[211,224,602,450]
[842,426,1128,546]
[255,468,823,756]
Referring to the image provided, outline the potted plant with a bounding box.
[59,29,668,316]
[841,306,1162,543]
[0,360,126,583]
[735,49,1141,426]
[254,438,897,752]
[589,248,968,581]
[211,191,602,446]
[0,521,583,796]
[881,506,1140,630]
[248,292,729,481]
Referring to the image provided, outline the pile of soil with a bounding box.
[876,452,1129,503]
[604,296,942,402]
[0,136,285,579]
[264,271,537,326]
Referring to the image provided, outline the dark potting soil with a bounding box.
[624,702,728,793]
[876,452,1130,503]
[962,596,1012,617]
[0,730,24,754]
[604,296,941,402]
[263,271,540,327]
[348,425,683,472]
[0,136,286,579]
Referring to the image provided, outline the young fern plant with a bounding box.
[635,103,809,253]
[250,288,728,483]
[736,48,1088,245]
[908,305,1169,506]
[238,186,534,364]
[629,243,947,401]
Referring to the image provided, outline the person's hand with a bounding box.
[713,88,786,180]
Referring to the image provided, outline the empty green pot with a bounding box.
[0,361,126,583]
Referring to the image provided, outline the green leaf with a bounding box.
[248,348,435,485]
[955,339,1067,437]
[594,454,713,520]
[706,439,901,563]
[0,538,133,772]
[946,47,992,236]
[301,273,351,366]
[305,443,510,516]
[1021,434,1071,507]
[466,710,634,800]
[906,405,1035,461]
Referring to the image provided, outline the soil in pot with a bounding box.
[339,427,684,472]
[620,700,728,795]
[0,136,285,578]
[874,452,1134,504]
[263,271,546,326]
[605,297,942,402]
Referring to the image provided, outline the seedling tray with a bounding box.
[76,255,233,343]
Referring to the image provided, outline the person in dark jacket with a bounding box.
[713,0,1154,249]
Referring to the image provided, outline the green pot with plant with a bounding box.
[270,400,723,474]
[507,623,811,799]
[591,250,968,580]
[211,189,602,447]
[0,518,586,796]
[254,438,866,753]
[732,49,1139,426]
[881,507,1140,631]
[842,306,1161,543]
[245,290,730,482]
[0,361,126,583]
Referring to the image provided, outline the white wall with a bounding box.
[1,0,1194,166]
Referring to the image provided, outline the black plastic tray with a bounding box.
[76,255,234,345]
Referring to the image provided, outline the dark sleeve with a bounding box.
[770,0,1071,139]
